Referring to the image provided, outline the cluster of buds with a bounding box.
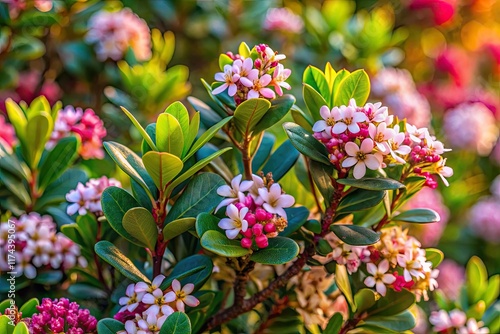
[216,174,295,249]
[48,105,107,160]
[212,44,291,104]
[115,276,199,334]
[321,225,439,301]
[0,213,87,279]
[66,176,121,216]
[313,99,453,185]
[429,309,489,333]
[85,8,151,62]
[29,298,97,334]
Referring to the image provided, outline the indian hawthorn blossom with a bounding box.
[342,139,382,179]
[258,183,295,219]
[66,176,121,216]
[218,204,249,239]
[262,7,304,34]
[213,64,240,96]
[363,259,396,296]
[163,279,199,312]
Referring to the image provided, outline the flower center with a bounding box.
[326,118,335,126]
[128,295,137,305]
[375,133,385,142]
[344,117,353,125]
[233,219,242,228]
[176,291,186,300]
[356,151,366,161]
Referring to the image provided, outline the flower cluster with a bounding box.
[48,105,107,159]
[371,68,431,128]
[443,102,499,156]
[29,298,97,334]
[0,213,87,279]
[468,176,500,244]
[66,176,121,216]
[115,276,199,334]
[320,225,438,300]
[85,8,151,61]
[216,174,295,249]
[213,44,291,104]
[313,99,453,185]
[0,114,16,149]
[435,259,465,301]
[429,309,489,333]
[262,8,304,34]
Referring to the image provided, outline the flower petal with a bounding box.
[344,142,360,157]
[353,161,366,179]
[182,283,194,294]
[364,276,376,287]
[184,295,200,307]
[332,122,347,134]
[365,154,381,170]
[342,157,358,168]
[172,279,181,292]
[226,228,240,239]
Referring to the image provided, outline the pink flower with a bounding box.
[0,115,16,149]
[142,288,175,317]
[262,7,304,34]
[246,74,276,99]
[434,158,453,186]
[119,284,146,313]
[271,64,291,96]
[215,174,254,212]
[363,259,396,296]
[333,104,367,134]
[469,197,500,244]
[135,275,165,294]
[213,64,241,96]
[218,204,249,239]
[435,259,465,300]
[258,183,295,219]
[232,58,258,85]
[66,183,98,216]
[457,318,490,334]
[164,279,199,312]
[342,139,382,179]
[409,0,457,26]
[368,122,394,153]
[313,106,342,136]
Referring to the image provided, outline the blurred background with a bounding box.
[0,0,498,279]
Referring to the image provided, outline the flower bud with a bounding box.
[241,238,253,249]
[235,202,246,210]
[263,223,276,233]
[255,208,269,221]
[241,228,253,238]
[252,224,264,236]
[255,234,269,248]
[245,212,256,227]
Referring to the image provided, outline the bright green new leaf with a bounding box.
[94,241,150,283]
[183,116,232,162]
[200,230,251,257]
[26,112,52,168]
[218,53,233,71]
[392,209,440,224]
[238,42,251,58]
[160,312,191,334]
[334,69,371,106]
[233,98,271,135]
[250,237,300,265]
[324,62,337,90]
[165,102,190,143]
[185,112,200,155]
[12,322,29,334]
[163,217,195,241]
[303,83,329,121]
[303,65,330,103]
[336,264,356,312]
[142,151,183,190]
[18,298,39,318]
[156,113,184,157]
[324,313,343,334]
[29,96,51,117]
[120,107,158,151]
[5,98,27,142]
[283,122,331,165]
[330,225,380,246]
[123,207,158,250]
[331,69,350,106]
[467,256,488,303]
[354,289,377,314]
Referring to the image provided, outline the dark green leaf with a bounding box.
[68,284,108,299]
[250,237,300,265]
[337,189,385,214]
[291,105,314,132]
[324,313,343,334]
[354,289,377,314]
[253,95,296,134]
[187,96,222,127]
[163,217,195,241]
[309,159,335,202]
[252,133,275,172]
[363,310,416,331]
[283,122,330,165]
[336,178,405,191]
[161,254,213,291]
[367,289,415,317]
[200,230,251,257]
[97,319,125,334]
[195,213,220,237]
[38,137,80,191]
[183,116,232,162]
[392,209,440,224]
[160,312,191,334]
[33,271,62,285]
[280,206,310,237]
[330,225,380,246]
[262,140,300,182]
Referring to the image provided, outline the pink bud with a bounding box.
[235,202,246,210]
[252,224,263,236]
[245,212,256,227]
[254,58,262,68]
[255,235,268,248]
[241,228,253,238]
[241,238,253,249]
[255,208,269,221]
[264,223,276,233]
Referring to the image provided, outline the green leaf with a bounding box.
[104,141,156,198]
[233,98,271,135]
[183,116,232,162]
[195,213,220,237]
[123,207,158,250]
[160,312,191,334]
[316,238,333,256]
[424,248,444,268]
[200,230,251,257]
[238,42,251,58]
[12,322,29,334]
[262,140,300,182]
[162,254,213,291]
[97,319,125,334]
[38,136,80,191]
[251,237,300,265]
[33,270,63,285]
[334,69,371,106]
[280,206,310,237]
[324,62,337,89]
[337,189,385,214]
[291,105,314,132]
[253,95,296,134]
[303,83,328,121]
[94,241,150,283]
[156,113,184,157]
[187,96,222,127]
[218,53,233,71]
[331,225,380,246]
[331,69,350,105]
[309,159,335,202]
[392,209,440,224]
[336,264,356,312]
[61,224,85,245]
[18,298,39,318]
[68,284,108,299]
[283,122,331,165]
[5,98,27,143]
[354,289,377,314]
[165,102,190,152]
[142,151,183,190]
[367,289,415,316]
[363,310,416,331]
[336,178,405,191]
[186,112,200,150]
[163,217,195,241]
[252,133,275,171]
[166,173,225,221]
[484,275,500,307]
[26,112,51,167]
[120,107,158,151]
[466,256,488,303]
[0,169,31,205]
[324,313,343,334]
[303,65,330,104]
[165,147,231,195]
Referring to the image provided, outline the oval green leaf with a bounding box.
[303,83,329,121]
[392,209,440,224]
[123,207,158,250]
[97,319,125,334]
[200,230,251,257]
[283,122,331,165]
[336,264,356,312]
[334,69,370,106]
[233,98,271,135]
[336,177,405,191]
[330,225,380,246]
[337,189,385,214]
[250,237,300,265]
[156,113,184,157]
[160,312,191,334]
[163,217,195,241]
[142,151,183,191]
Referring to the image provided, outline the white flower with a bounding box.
[342,139,382,179]
[457,318,490,334]
[368,122,394,153]
[364,102,389,123]
[218,204,249,239]
[66,182,98,216]
[249,174,265,205]
[312,105,342,136]
[215,174,253,212]
[164,279,200,312]
[396,249,424,281]
[258,183,295,219]
[142,288,175,317]
[363,259,396,296]
[388,126,411,163]
[135,275,166,294]
[332,104,367,134]
[429,310,453,332]
[119,283,145,312]
[213,64,240,96]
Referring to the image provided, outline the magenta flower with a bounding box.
[213,64,241,96]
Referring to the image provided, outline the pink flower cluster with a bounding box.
[435,259,465,301]
[213,44,291,104]
[262,8,304,34]
[468,176,500,244]
[371,68,431,128]
[0,213,87,279]
[48,105,107,160]
[115,276,200,334]
[443,102,499,156]
[215,174,295,249]
[85,8,151,62]
[0,114,16,149]
[321,225,438,300]
[66,176,121,216]
[29,298,97,334]
[430,309,489,333]
[313,99,452,185]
